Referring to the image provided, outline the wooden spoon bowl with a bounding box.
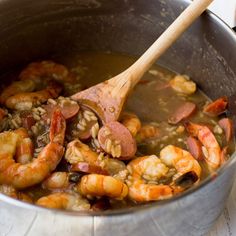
[71,0,214,123]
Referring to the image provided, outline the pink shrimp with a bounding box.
[5,80,62,110]
[127,155,169,181]
[42,172,70,190]
[0,184,33,203]
[128,180,173,202]
[0,109,66,189]
[14,128,34,164]
[135,124,160,143]
[78,174,128,200]
[65,139,127,176]
[127,155,173,202]
[36,192,90,210]
[160,145,202,181]
[1,61,70,109]
[185,122,221,169]
[0,61,75,109]
[19,61,74,83]
[120,112,141,137]
[0,80,36,104]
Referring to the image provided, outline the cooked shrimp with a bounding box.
[0,80,36,104]
[160,145,201,181]
[120,112,141,137]
[126,155,173,202]
[78,174,128,200]
[128,180,173,202]
[65,139,99,165]
[0,109,66,189]
[136,124,160,143]
[65,140,105,174]
[19,61,73,83]
[36,192,90,210]
[1,61,71,109]
[170,75,196,95]
[0,184,33,203]
[127,155,169,181]
[42,172,70,190]
[5,80,62,110]
[185,122,221,169]
[14,128,34,164]
[50,108,66,145]
[0,184,18,198]
[66,140,127,177]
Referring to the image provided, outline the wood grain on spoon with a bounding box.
[71,0,213,123]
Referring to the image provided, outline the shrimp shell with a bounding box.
[78,174,128,200]
[5,81,62,110]
[128,180,173,202]
[160,145,201,181]
[185,122,221,170]
[19,61,72,83]
[120,112,141,137]
[42,172,70,190]
[37,192,90,211]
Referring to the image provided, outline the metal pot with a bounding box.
[0,0,236,235]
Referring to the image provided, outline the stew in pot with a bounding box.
[0,52,234,211]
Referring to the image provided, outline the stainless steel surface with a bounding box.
[0,0,236,235]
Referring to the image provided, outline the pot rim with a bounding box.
[0,0,236,217]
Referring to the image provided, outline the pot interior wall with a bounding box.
[0,0,236,120]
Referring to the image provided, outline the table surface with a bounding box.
[207,179,236,236]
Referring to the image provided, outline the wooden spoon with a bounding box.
[71,0,213,123]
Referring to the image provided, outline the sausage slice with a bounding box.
[43,102,80,120]
[168,102,196,124]
[98,121,137,159]
[218,118,233,142]
[203,96,228,117]
[186,136,203,161]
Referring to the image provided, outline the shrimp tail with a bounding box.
[185,122,221,170]
[50,109,66,145]
[184,121,201,137]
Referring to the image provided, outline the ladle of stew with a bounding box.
[71,0,213,123]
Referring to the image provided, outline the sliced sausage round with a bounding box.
[77,120,98,141]
[218,118,233,142]
[43,102,79,120]
[186,136,204,161]
[220,146,229,165]
[168,102,196,124]
[98,121,137,159]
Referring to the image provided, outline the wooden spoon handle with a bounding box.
[113,0,213,88]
